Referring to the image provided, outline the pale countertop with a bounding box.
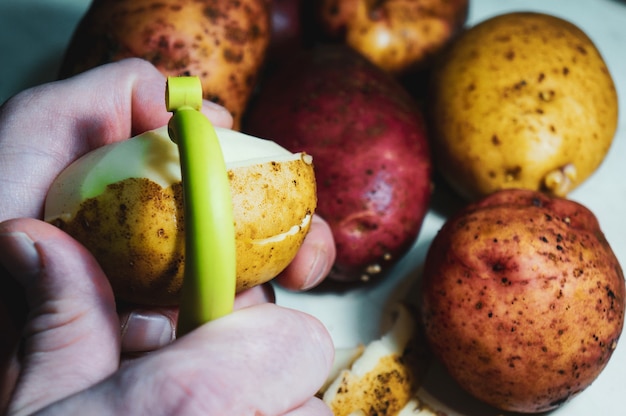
[1,1,625,415]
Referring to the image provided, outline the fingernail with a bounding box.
[303,245,329,290]
[0,232,41,283]
[121,311,175,352]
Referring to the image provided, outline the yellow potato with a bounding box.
[45,127,316,306]
[317,0,469,75]
[58,0,270,130]
[428,12,618,200]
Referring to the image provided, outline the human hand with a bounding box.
[0,58,335,415]
[0,57,334,291]
[0,56,336,348]
[0,218,334,416]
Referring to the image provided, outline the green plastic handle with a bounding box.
[166,76,236,337]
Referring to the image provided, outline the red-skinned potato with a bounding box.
[316,0,469,75]
[244,44,432,283]
[58,0,270,130]
[420,189,625,413]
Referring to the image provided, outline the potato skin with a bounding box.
[420,189,625,413]
[58,0,270,129]
[244,44,432,282]
[428,12,618,200]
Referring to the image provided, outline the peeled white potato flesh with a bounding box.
[321,304,429,416]
[44,126,316,305]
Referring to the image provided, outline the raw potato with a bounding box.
[420,189,625,413]
[316,0,469,74]
[245,44,432,282]
[58,0,270,130]
[428,12,619,200]
[45,127,316,306]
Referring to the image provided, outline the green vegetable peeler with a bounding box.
[165,76,236,337]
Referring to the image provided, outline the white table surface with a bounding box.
[1,1,625,414]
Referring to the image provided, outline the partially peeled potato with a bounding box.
[44,126,316,306]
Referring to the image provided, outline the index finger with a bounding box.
[0,58,233,221]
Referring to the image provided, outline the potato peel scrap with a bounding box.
[321,304,435,416]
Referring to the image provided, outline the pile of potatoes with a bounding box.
[57,1,624,414]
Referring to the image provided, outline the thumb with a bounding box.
[0,218,120,416]
[38,304,335,415]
